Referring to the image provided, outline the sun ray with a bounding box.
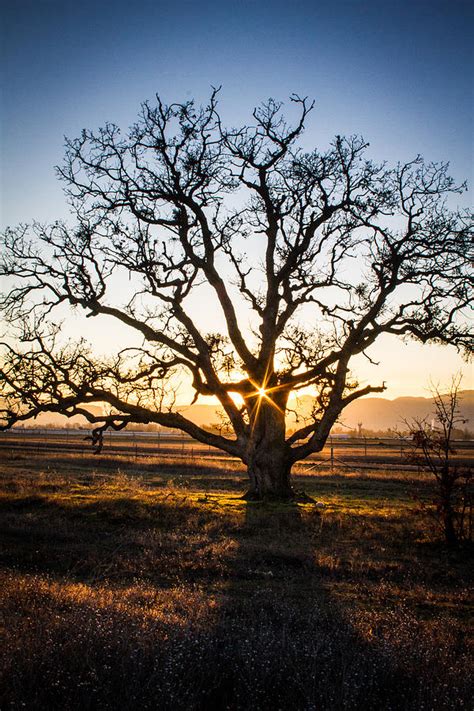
[247,379,286,420]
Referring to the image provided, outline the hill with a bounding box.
[178,390,474,433]
[12,391,473,434]
[12,405,104,428]
[332,390,473,432]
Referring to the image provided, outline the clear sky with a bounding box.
[1,0,473,398]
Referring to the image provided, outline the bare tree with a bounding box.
[1,90,472,499]
[409,377,472,546]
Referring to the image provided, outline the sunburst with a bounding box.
[246,375,288,436]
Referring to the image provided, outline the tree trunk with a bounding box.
[244,392,293,501]
[246,450,293,501]
[440,478,458,547]
[443,513,458,547]
[441,499,458,547]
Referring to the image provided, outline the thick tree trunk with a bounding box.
[243,391,294,501]
[443,511,458,547]
[246,450,293,500]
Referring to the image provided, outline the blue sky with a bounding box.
[1,0,472,396]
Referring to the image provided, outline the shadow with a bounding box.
[194,500,424,710]
[186,494,470,708]
[1,480,471,709]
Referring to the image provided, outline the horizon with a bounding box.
[10,388,474,435]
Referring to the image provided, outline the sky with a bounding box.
[1,0,473,399]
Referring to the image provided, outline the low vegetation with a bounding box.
[407,379,473,546]
[0,451,472,710]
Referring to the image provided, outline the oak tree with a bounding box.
[1,91,472,499]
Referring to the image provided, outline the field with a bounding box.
[3,428,474,468]
[0,436,473,710]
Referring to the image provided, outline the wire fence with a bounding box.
[2,429,473,472]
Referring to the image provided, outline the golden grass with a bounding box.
[0,453,472,709]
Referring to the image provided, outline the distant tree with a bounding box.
[1,90,472,500]
[408,377,472,546]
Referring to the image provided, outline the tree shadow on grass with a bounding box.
[0,489,471,709]
[193,500,471,711]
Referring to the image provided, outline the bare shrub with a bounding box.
[408,377,472,546]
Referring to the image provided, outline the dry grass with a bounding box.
[0,451,472,710]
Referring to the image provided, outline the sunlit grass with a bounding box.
[0,455,472,709]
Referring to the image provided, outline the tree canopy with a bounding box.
[1,90,472,498]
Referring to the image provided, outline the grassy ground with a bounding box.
[0,451,472,710]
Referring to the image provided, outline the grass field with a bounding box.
[3,429,473,468]
[0,448,472,710]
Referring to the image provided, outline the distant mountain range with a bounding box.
[12,405,103,429]
[178,390,474,433]
[13,391,474,433]
[330,391,474,432]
